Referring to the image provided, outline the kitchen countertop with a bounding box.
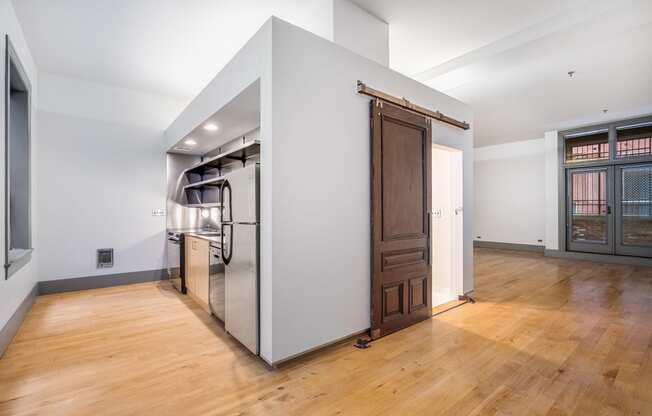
[185,232,221,245]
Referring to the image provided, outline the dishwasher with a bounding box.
[209,243,225,321]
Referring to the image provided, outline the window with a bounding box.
[561,116,652,259]
[565,130,609,162]
[4,36,32,279]
[617,124,652,159]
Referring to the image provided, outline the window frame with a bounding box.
[4,35,33,279]
[558,114,652,257]
[560,116,652,169]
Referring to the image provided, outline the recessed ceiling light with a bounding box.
[203,123,219,131]
[184,138,197,146]
[174,146,191,152]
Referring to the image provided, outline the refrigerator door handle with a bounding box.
[220,179,234,266]
[221,223,233,265]
[221,180,233,223]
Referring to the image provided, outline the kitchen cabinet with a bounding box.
[184,236,210,313]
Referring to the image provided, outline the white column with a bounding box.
[331,0,389,66]
[544,130,560,250]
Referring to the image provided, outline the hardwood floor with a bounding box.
[1,248,651,415]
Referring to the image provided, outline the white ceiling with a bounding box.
[352,0,652,146]
[170,80,260,155]
[13,0,652,147]
[12,0,332,101]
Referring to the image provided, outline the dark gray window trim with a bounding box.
[557,113,652,258]
[4,35,33,279]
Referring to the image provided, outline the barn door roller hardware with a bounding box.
[356,81,470,130]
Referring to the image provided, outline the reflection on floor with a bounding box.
[1,248,651,415]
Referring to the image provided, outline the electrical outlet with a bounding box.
[152,208,165,216]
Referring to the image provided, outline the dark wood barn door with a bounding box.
[370,99,432,340]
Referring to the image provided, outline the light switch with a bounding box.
[152,208,165,216]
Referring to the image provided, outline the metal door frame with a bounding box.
[614,162,652,257]
[566,166,615,254]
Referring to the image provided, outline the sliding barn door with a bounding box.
[371,99,432,340]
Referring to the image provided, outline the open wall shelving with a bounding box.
[182,139,260,207]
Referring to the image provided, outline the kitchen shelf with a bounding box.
[183,176,226,190]
[184,177,224,206]
[184,139,260,176]
[186,203,223,209]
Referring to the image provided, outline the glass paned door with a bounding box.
[567,167,614,254]
[615,164,652,257]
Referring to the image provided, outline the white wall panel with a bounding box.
[474,139,546,246]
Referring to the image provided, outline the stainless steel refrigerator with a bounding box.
[220,163,259,355]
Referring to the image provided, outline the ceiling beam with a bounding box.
[413,0,627,83]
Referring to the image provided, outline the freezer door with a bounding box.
[225,223,259,354]
[223,164,259,224]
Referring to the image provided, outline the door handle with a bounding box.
[606,206,612,215]
[427,211,432,266]
[220,180,232,223]
[221,224,233,265]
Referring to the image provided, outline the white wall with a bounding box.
[0,0,39,330]
[37,73,185,281]
[474,138,545,246]
[544,130,560,250]
[332,0,389,66]
[270,17,473,363]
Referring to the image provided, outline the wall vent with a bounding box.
[97,248,114,268]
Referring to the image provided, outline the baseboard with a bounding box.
[0,283,38,358]
[544,249,652,267]
[39,269,167,295]
[474,240,544,253]
[271,328,369,368]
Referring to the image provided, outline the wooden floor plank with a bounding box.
[0,248,651,415]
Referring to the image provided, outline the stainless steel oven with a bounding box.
[167,231,186,294]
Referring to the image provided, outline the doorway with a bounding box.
[431,144,463,307]
[566,162,652,257]
[561,118,652,259]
